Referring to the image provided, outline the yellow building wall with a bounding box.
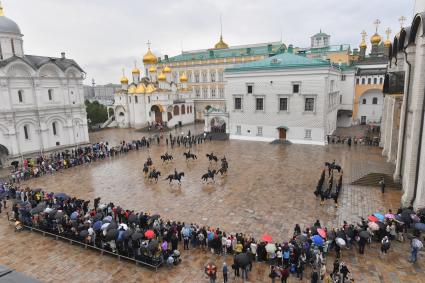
[327,53,351,64]
[353,84,384,120]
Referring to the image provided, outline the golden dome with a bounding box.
[214,35,229,49]
[128,84,137,94]
[163,65,171,73]
[384,39,391,47]
[120,75,129,84]
[132,67,140,74]
[370,33,381,44]
[157,71,166,81]
[180,72,188,82]
[146,83,156,94]
[143,48,158,65]
[136,83,146,94]
[149,66,157,73]
[359,40,367,49]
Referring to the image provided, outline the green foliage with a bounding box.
[85,100,108,125]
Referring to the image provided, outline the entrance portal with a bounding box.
[210,117,226,133]
[151,105,163,124]
[279,128,287,140]
[0,144,9,167]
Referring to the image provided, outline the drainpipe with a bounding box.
[398,49,412,182]
[411,72,425,206]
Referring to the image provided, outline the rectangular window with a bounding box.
[195,73,200,83]
[293,84,300,94]
[341,75,346,81]
[211,88,216,98]
[203,88,208,98]
[23,125,29,140]
[247,85,253,94]
[305,98,315,112]
[304,129,312,139]
[135,96,138,104]
[48,92,52,101]
[356,78,360,85]
[129,97,131,103]
[11,39,15,55]
[219,88,224,98]
[210,72,216,82]
[257,126,263,136]
[18,91,23,103]
[279,97,288,111]
[234,97,242,110]
[255,98,264,111]
[148,96,150,103]
[236,125,241,134]
[52,123,57,136]
[195,88,200,97]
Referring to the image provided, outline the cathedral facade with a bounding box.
[0,4,89,167]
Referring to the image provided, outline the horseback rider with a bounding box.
[152,167,157,174]
[174,168,178,179]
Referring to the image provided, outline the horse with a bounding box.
[325,162,342,173]
[201,170,217,182]
[146,158,153,167]
[148,171,161,183]
[206,153,218,162]
[143,164,149,177]
[183,152,197,161]
[165,172,185,184]
[161,154,173,163]
[218,167,227,175]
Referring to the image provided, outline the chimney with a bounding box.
[61,52,66,59]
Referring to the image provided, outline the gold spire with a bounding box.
[0,1,4,17]
[214,14,229,49]
[143,41,158,65]
[180,72,188,82]
[132,60,140,74]
[384,27,392,47]
[157,71,166,81]
[360,30,367,49]
[120,69,129,84]
[163,65,171,73]
[370,19,382,45]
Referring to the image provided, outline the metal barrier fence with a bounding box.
[7,214,163,271]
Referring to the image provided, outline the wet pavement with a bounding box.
[0,126,423,283]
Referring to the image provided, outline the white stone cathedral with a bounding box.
[0,4,89,167]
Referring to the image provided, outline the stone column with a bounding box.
[381,97,390,155]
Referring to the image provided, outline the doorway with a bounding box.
[279,128,287,140]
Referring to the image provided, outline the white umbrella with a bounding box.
[336,237,346,247]
[119,223,128,231]
[265,243,276,253]
[101,223,110,231]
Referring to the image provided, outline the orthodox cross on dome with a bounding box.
[373,19,381,33]
[122,68,125,76]
[146,40,151,49]
[0,1,4,17]
[134,60,137,68]
[385,27,392,40]
[361,30,367,41]
[220,13,223,37]
[398,16,406,28]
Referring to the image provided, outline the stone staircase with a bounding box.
[351,173,401,189]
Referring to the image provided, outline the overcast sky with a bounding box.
[5,0,414,85]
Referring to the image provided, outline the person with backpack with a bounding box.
[269,265,279,283]
[380,236,390,255]
[410,234,423,263]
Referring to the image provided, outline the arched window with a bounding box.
[362,98,367,104]
[373,78,377,84]
[372,97,378,104]
[52,122,57,136]
[119,112,124,116]
[48,89,53,101]
[173,105,180,116]
[361,78,365,84]
[187,105,190,114]
[18,90,23,103]
[367,78,371,84]
[379,77,383,84]
[190,106,193,113]
[23,125,29,140]
[181,105,186,114]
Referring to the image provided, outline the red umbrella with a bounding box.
[317,228,326,238]
[368,215,378,222]
[145,230,155,239]
[262,234,273,242]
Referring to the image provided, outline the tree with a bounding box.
[85,100,108,125]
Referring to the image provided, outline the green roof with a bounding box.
[226,52,331,72]
[162,42,286,63]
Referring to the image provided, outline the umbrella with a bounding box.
[119,223,128,230]
[265,243,276,253]
[161,241,168,251]
[70,211,78,220]
[105,229,118,241]
[296,234,307,242]
[103,216,112,223]
[93,213,103,221]
[385,213,395,219]
[128,214,139,224]
[235,253,251,268]
[30,207,44,215]
[55,211,64,220]
[376,221,386,230]
[411,214,420,223]
[262,234,273,243]
[54,193,70,200]
[80,230,89,238]
[401,210,412,223]
[414,223,425,231]
[145,230,155,239]
[373,213,385,222]
[312,235,324,246]
[131,232,143,241]
[147,239,159,251]
[107,222,118,231]
[149,214,160,223]
[336,237,346,247]
[123,229,134,240]
[395,214,404,223]
[33,188,43,192]
[117,230,125,242]
[311,226,318,235]
[359,230,370,239]
[368,222,379,231]
[368,215,378,222]
[101,223,110,231]
[317,228,326,238]
[93,221,103,231]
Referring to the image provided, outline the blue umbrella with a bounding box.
[70,211,78,220]
[312,235,324,246]
[414,223,425,231]
[93,220,103,231]
[373,213,385,222]
[117,230,125,242]
[54,192,70,200]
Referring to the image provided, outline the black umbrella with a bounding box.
[296,234,307,242]
[54,193,70,200]
[80,230,89,238]
[33,188,43,192]
[149,214,160,223]
[235,253,251,268]
[11,161,19,166]
[107,222,118,231]
[147,239,159,251]
[359,230,370,239]
[131,232,143,241]
[105,229,118,241]
[346,228,354,238]
[30,207,44,215]
[123,229,134,240]
[311,226,318,235]
[128,214,139,224]
[93,213,103,221]
[401,210,412,223]
[376,221,386,230]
